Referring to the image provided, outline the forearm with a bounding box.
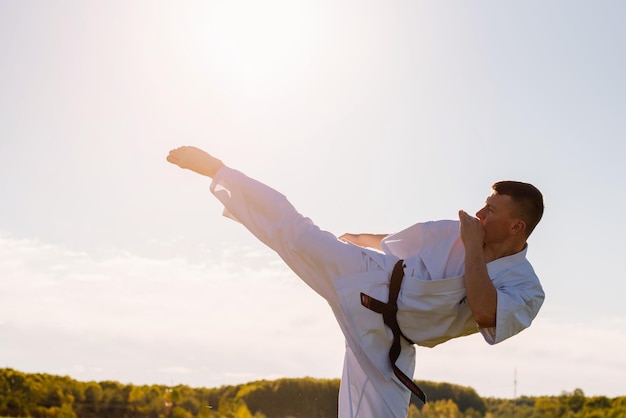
[464,245,497,328]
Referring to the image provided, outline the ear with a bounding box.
[511,219,526,236]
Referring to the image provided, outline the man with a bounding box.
[166,145,545,418]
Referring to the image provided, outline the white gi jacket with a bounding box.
[210,167,544,418]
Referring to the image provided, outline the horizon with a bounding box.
[0,366,606,401]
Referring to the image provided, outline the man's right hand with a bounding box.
[458,210,485,251]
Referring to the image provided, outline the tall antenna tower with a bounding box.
[514,366,518,398]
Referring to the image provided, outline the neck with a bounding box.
[483,241,525,263]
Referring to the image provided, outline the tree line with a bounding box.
[0,368,624,417]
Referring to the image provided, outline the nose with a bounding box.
[475,207,485,220]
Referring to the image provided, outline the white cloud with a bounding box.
[1,231,624,398]
[0,231,344,387]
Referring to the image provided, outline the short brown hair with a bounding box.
[493,181,544,236]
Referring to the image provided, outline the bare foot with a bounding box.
[166,146,225,178]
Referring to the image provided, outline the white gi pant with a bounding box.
[211,167,413,417]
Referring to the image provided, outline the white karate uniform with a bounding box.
[210,167,544,418]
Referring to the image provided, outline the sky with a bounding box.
[1,0,625,400]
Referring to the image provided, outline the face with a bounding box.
[475,193,521,244]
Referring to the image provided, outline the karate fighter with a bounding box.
[166,146,545,418]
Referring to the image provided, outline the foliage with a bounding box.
[411,380,486,415]
[1,368,625,417]
[484,389,626,418]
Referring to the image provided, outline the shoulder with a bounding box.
[381,220,460,259]
[385,219,460,243]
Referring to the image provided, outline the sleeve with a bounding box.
[479,271,545,345]
[210,167,302,249]
[380,223,426,258]
[381,220,461,259]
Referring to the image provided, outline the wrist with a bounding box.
[464,241,484,256]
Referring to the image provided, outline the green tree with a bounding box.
[82,382,103,416]
[58,401,78,418]
[0,369,31,417]
[171,405,193,418]
[423,399,463,418]
[99,380,128,417]
[562,388,585,414]
[534,396,561,418]
[218,397,253,418]
[586,396,611,411]
[412,381,486,415]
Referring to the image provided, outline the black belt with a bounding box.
[360,259,427,404]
